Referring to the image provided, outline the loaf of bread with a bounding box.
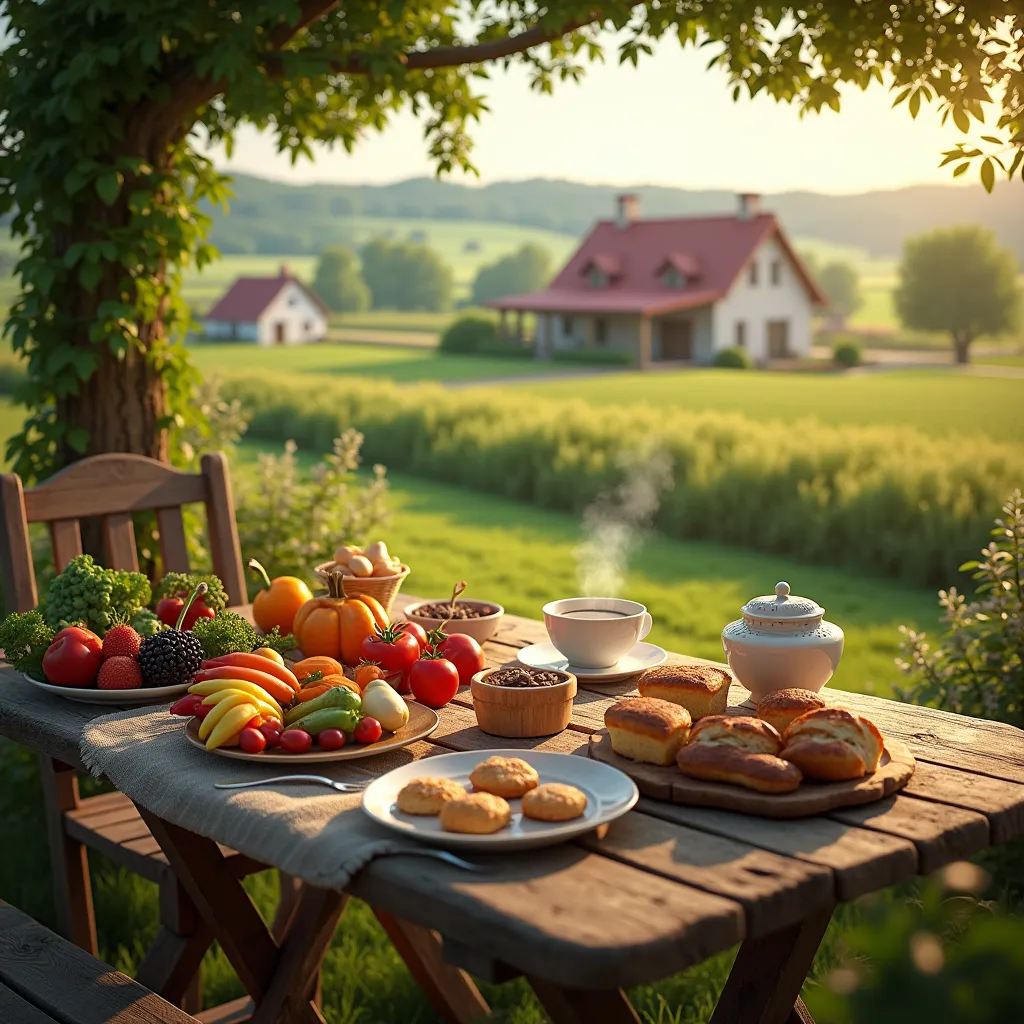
[604,698,692,766]
[687,714,783,755]
[756,689,828,735]
[637,663,732,721]
[676,744,803,794]
[780,707,884,781]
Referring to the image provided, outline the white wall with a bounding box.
[256,281,327,346]
[711,233,814,361]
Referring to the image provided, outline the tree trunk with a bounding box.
[952,332,972,364]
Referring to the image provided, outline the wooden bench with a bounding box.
[0,899,198,1024]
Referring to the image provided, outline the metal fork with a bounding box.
[215,774,367,794]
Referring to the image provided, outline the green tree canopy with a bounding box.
[471,244,553,304]
[313,246,370,314]
[895,226,1020,363]
[2,2,1022,479]
[360,238,453,312]
[818,262,863,328]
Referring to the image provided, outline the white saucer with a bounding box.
[517,642,667,683]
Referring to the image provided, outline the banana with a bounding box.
[189,679,283,717]
[198,692,254,741]
[207,703,258,750]
[201,689,282,723]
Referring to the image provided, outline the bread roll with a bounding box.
[780,707,884,781]
[687,715,782,755]
[637,663,731,721]
[604,698,691,766]
[676,744,803,794]
[756,689,827,734]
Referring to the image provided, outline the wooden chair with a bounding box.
[0,452,261,1013]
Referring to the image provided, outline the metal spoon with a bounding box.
[215,774,367,794]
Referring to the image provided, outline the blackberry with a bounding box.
[137,629,203,688]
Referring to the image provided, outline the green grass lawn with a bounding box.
[517,368,1024,442]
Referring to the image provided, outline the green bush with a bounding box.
[834,341,863,367]
[224,373,1024,587]
[550,347,634,366]
[712,347,750,369]
[439,315,497,354]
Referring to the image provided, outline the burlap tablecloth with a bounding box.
[81,706,426,890]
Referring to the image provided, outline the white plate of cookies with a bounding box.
[361,750,639,851]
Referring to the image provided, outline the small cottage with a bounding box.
[488,194,826,367]
[203,266,329,345]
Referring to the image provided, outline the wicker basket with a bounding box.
[313,561,410,616]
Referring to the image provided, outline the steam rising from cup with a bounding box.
[575,447,673,597]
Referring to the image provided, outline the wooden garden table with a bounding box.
[2,595,1024,1024]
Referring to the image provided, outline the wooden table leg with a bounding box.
[709,908,834,1024]
[373,910,490,1024]
[528,978,640,1024]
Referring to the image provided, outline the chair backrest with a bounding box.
[0,451,246,614]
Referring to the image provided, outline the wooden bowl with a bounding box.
[313,561,410,616]
[403,599,504,645]
[470,667,577,738]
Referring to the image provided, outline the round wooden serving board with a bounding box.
[588,729,915,818]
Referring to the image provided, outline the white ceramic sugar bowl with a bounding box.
[721,582,844,700]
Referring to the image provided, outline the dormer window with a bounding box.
[587,265,608,289]
[662,267,687,290]
[580,254,620,289]
[656,254,699,291]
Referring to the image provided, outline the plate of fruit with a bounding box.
[173,653,440,762]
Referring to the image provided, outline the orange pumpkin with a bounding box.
[248,559,313,635]
[292,575,388,665]
[292,656,344,682]
[296,674,360,702]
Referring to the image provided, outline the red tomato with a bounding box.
[238,727,266,754]
[361,624,420,682]
[317,729,346,750]
[246,714,262,729]
[399,620,429,651]
[53,626,103,656]
[170,694,203,717]
[353,717,383,744]
[438,633,485,687]
[258,722,282,748]
[156,595,215,630]
[41,634,102,687]
[409,655,460,709]
[279,729,312,754]
[194,702,212,720]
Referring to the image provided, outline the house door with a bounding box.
[274,322,286,345]
[766,320,790,359]
[659,320,692,361]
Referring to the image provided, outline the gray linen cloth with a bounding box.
[81,706,425,889]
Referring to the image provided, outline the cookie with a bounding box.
[396,777,467,816]
[439,792,511,834]
[469,756,539,798]
[521,783,588,822]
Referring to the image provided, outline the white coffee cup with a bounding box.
[542,597,653,669]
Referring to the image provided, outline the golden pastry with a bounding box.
[469,756,539,798]
[439,792,512,834]
[604,698,691,766]
[396,777,467,816]
[637,663,732,721]
[521,783,588,822]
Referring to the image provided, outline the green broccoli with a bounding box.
[0,610,55,678]
[155,572,228,612]
[191,611,258,660]
[131,609,165,637]
[259,626,297,654]
[43,554,151,634]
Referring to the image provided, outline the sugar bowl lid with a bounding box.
[741,582,823,624]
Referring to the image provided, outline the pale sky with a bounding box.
[209,37,974,195]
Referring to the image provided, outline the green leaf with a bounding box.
[980,157,995,193]
[95,171,123,206]
[66,427,90,454]
[952,162,970,177]
[908,89,921,118]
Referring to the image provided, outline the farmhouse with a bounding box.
[203,266,328,345]
[489,194,825,366]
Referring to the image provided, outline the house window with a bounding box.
[562,316,574,336]
[771,260,782,285]
[748,262,759,286]
[735,321,746,348]
[586,266,607,289]
[288,296,297,306]
[594,318,608,346]
[304,321,312,333]
[662,267,686,290]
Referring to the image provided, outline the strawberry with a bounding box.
[102,621,142,661]
[97,656,143,690]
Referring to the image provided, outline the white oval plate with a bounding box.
[184,700,439,763]
[516,641,667,683]
[362,748,639,851]
[23,672,191,706]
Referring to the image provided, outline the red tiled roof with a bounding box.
[206,270,329,321]
[581,253,622,278]
[490,213,825,314]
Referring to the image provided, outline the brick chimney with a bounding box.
[737,193,761,220]
[616,193,639,229]
[279,263,291,278]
